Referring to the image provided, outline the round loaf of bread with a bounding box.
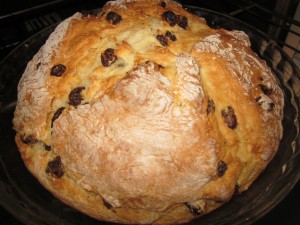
[13,0,284,224]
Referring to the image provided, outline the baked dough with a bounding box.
[13,0,284,224]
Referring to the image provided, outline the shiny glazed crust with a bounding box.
[13,0,284,224]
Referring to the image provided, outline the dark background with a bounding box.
[0,0,300,224]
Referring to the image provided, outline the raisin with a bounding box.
[69,87,85,106]
[101,48,117,67]
[106,11,122,25]
[36,62,41,70]
[44,144,51,151]
[162,11,177,26]
[258,84,272,96]
[221,106,237,129]
[156,34,168,46]
[51,107,66,127]
[185,202,202,216]
[165,31,177,41]
[103,199,113,209]
[50,64,66,77]
[46,156,64,178]
[217,160,227,177]
[160,1,166,8]
[177,15,188,29]
[207,99,215,115]
[20,135,36,145]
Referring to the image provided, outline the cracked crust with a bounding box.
[13,0,284,224]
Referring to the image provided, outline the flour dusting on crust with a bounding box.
[13,13,82,139]
[195,33,254,90]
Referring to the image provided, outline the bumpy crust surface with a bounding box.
[13,0,284,224]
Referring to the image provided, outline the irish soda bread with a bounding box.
[13,0,284,224]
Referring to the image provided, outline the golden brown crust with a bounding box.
[13,0,284,224]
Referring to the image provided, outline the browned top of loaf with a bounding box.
[13,0,284,223]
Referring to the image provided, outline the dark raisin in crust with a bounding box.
[50,64,66,77]
[217,161,227,177]
[162,11,188,29]
[101,48,117,67]
[156,34,169,46]
[165,31,177,41]
[20,135,37,145]
[160,1,166,8]
[162,11,177,26]
[258,84,272,96]
[44,144,52,151]
[177,15,188,29]
[106,11,122,25]
[46,156,64,178]
[221,106,237,129]
[185,202,202,216]
[51,107,66,128]
[207,99,215,115]
[69,87,85,106]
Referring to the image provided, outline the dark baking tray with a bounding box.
[0,6,300,225]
